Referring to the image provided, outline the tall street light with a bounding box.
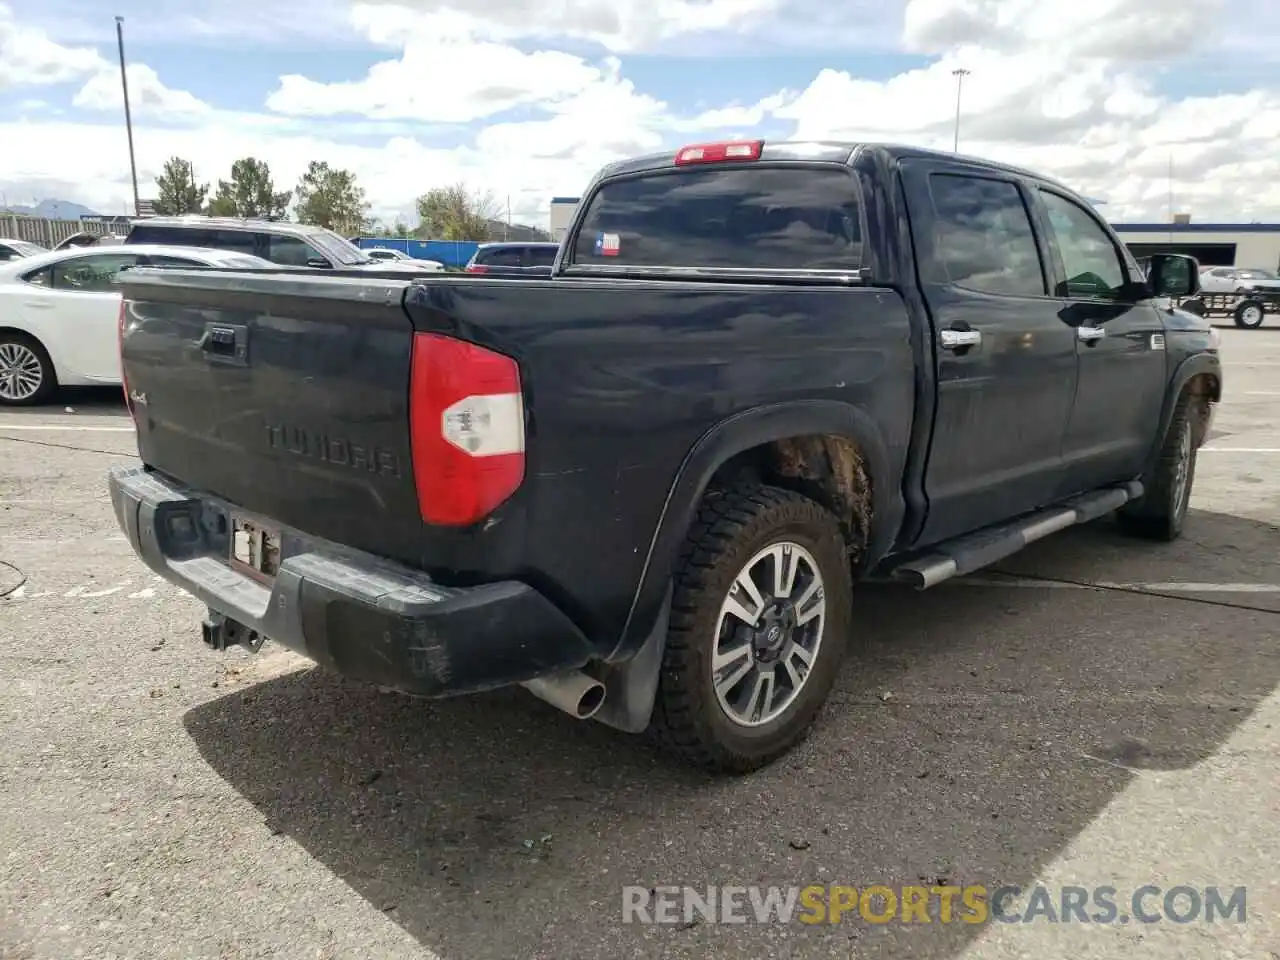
[951,68,970,153]
[115,16,141,216]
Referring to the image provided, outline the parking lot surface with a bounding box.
[2,328,1279,960]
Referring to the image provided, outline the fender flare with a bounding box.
[609,399,902,661]
[1145,351,1222,472]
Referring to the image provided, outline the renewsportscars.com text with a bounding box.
[622,884,1247,926]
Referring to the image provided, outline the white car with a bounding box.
[364,247,444,270]
[1198,266,1280,294]
[0,238,48,262]
[0,244,271,406]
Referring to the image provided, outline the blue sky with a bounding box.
[1,0,1278,226]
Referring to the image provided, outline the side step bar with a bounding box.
[883,482,1143,590]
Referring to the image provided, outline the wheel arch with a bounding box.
[1150,353,1221,465]
[610,400,902,662]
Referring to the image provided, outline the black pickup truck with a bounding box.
[108,140,1221,773]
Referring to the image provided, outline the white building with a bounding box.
[549,197,580,243]
[1109,222,1280,272]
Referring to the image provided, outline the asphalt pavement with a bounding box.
[2,328,1279,960]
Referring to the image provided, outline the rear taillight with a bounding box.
[464,263,488,274]
[408,332,524,526]
[118,299,134,420]
[674,140,764,165]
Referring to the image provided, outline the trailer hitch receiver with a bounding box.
[201,610,265,654]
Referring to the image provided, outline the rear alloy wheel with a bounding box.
[0,335,55,406]
[1235,301,1265,329]
[650,483,854,773]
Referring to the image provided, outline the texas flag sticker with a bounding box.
[594,232,621,256]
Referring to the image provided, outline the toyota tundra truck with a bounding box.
[108,140,1221,773]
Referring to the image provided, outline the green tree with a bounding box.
[152,157,207,215]
[205,157,291,218]
[414,184,496,240]
[293,161,370,233]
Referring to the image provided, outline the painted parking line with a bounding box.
[951,577,1280,592]
[1201,447,1280,453]
[0,424,135,432]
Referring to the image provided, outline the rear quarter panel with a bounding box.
[405,276,915,653]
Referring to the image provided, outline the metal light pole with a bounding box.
[115,16,141,216]
[951,68,970,153]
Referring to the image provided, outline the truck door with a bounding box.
[1031,187,1169,495]
[900,159,1079,544]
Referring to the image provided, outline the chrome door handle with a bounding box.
[940,329,981,349]
[1078,326,1106,342]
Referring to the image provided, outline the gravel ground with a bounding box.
[2,328,1279,960]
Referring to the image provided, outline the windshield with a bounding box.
[306,228,369,265]
[10,240,47,256]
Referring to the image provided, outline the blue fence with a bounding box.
[353,237,481,269]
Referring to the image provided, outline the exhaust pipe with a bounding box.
[521,670,606,720]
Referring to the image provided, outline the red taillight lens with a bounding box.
[118,299,134,420]
[674,140,764,165]
[408,332,525,526]
[464,263,487,274]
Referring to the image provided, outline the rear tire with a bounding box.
[1234,300,1265,329]
[0,333,56,406]
[1117,392,1199,541]
[650,483,854,774]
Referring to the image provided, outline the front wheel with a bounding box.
[650,484,854,773]
[1118,392,1199,541]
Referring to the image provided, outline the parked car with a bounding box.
[124,217,443,273]
[0,244,272,405]
[0,238,47,262]
[464,241,559,276]
[363,246,445,269]
[109,140,1220,773]
[1198,265,1280,294]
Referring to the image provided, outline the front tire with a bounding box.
[0,333,56,406]
[1118,392,1199,541]
[650,484,854,773]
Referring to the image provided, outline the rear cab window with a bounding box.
[525,246,557,267]
[570,166,864,273]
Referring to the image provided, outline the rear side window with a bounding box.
[525,246,557,266]
[478,247,522,267]
[127,225,259,257]
[927,174,1046,297]
[572,167,863,270]
[267,235,321,266]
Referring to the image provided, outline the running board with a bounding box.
[883,482,1143,590]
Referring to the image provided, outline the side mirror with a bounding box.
[305,257,333,269]
[1147,253,1200,298]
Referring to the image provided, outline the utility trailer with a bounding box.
[1176,292,1279,329]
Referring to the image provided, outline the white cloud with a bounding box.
[73,63,211,120]
[0,1,104,88]
[348,0,782,53]
[775,0,1280,221]
[266,15,611,124]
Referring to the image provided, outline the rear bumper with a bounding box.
[107,465,594,697]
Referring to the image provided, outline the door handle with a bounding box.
[940,329,981,349]
[1077,326,1106,343]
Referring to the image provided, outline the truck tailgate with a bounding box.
[119,268,425,561]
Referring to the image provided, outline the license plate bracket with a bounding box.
[229,516,281,584]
